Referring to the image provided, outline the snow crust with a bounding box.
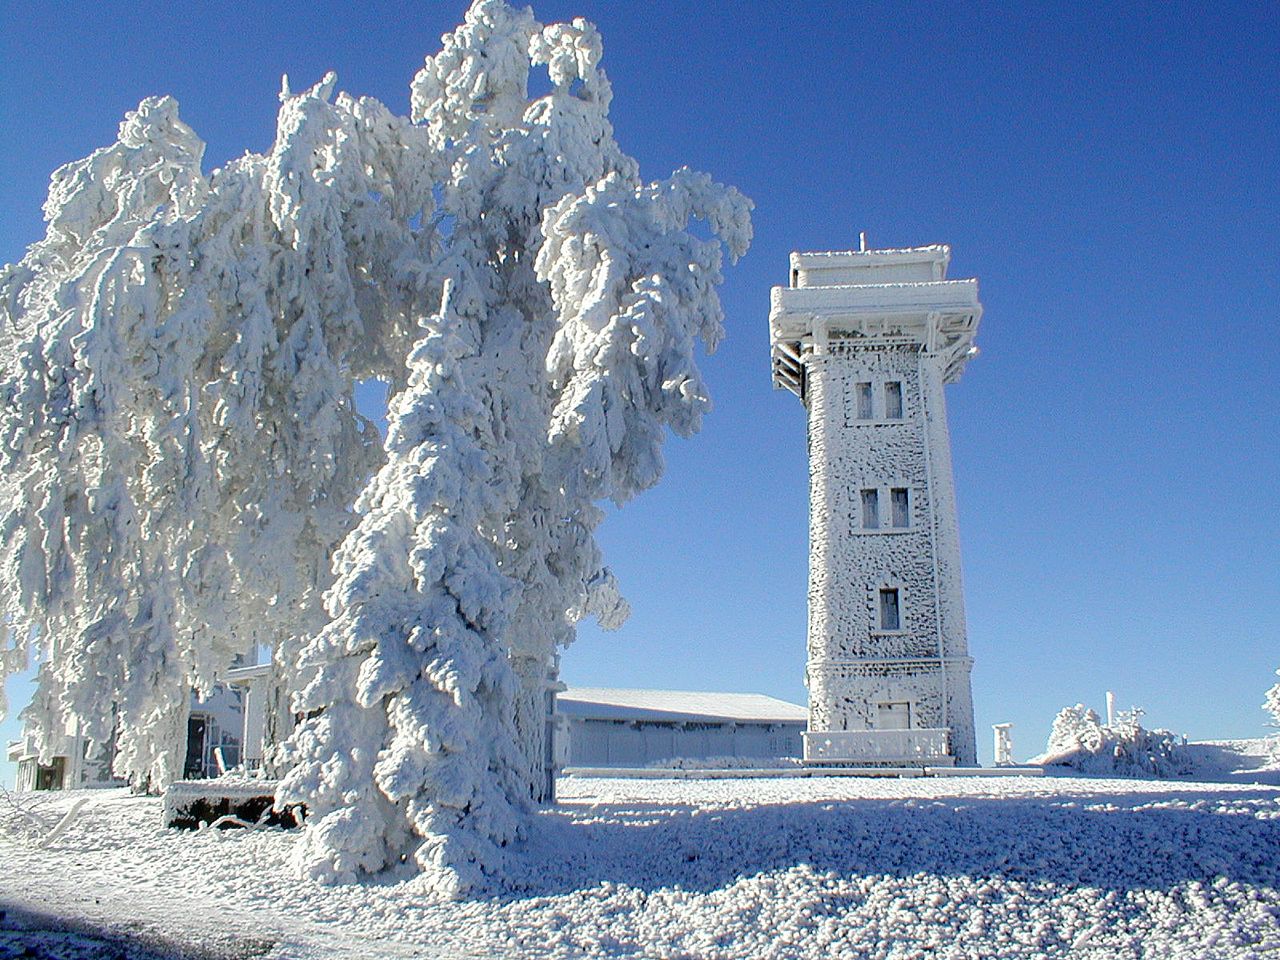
[2,775,1278,959]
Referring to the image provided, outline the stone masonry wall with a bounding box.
[805,340,976,764]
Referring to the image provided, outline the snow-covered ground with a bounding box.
[1181,739,1280,785]
[3,771,1279,960]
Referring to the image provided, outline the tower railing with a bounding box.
[803,728,951,764]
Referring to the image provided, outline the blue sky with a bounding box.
[2,1,1278,784]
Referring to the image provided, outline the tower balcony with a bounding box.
[768,246,982,397]
[803,728,953,765]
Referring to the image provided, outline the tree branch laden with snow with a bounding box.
[0,0,751,892]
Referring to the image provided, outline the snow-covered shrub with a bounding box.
[1265,670,1280,728]
[1044,704,1105,758]
[1264,670,1280,759]
[1037,704,1194,778]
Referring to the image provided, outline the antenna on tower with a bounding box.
[859,232,868,252]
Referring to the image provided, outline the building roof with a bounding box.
[226,663,272,684]
[790,244,951,270]
[558,687,808,724]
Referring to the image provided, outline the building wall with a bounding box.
[186,685,245,778]
[15,684,246,791]
[564,718,803,767]
[805,340,976,763]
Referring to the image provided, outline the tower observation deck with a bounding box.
[770,244,981,766]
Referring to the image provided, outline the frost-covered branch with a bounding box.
[1036,703,1193,778]
[0,0,750,890]
[278,285,527,894]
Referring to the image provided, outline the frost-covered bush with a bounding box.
[1037,704,1194,778]
[1044,704,1105,758]
[1264,670,1280,760]
[0,0,750,894]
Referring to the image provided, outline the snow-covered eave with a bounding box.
[771,279,979,316]
[225,663,271,685]
[790,245,951,271]
[558,703,809,725]
[6,739,25,763]
[558,687,808,725]
[769,280,982,396]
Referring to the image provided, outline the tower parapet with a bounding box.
[770,243,981,766]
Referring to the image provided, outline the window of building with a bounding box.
[855,382,873,420]
[884,381,903,419]
[876,701,911,730]
[891,487,910,528]
[879,587,900,631]
[860,489,879,529]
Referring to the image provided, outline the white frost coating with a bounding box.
[770,247,979,765]
[0,0,750,890]
[1266,670,1280,729]
[277,288,528,894]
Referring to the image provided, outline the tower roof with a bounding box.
[770,243,982,397]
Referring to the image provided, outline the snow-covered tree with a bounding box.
[279,0,748,886]
[1265,669,1280,728]
[403,1,751,798]
[0,0,750,888]
[0,80,430,789]
[278,283,527,893]
[0,97,215,786]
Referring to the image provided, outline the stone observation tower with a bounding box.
[769,243,981,766]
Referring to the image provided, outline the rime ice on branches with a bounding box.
[0,0,750,893]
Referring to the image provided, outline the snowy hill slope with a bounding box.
[2,775,1278,959]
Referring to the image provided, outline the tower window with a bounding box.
[879,587,901,631]
[860,489,879,529]
[876,701,911,730]
[891,488,910,528]
[855,382,873,419]
[885,381,904,419]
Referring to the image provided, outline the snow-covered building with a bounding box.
[7,685,245,791]
[556,687,806,767]
[6,715,116,792]
[770,243,981,766]
[225,663,274,771]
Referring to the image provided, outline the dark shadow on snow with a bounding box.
[0,904,274,960]
[487,785,1280,899]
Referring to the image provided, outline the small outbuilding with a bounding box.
[557,687,807,768]
[7,684,245,792]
